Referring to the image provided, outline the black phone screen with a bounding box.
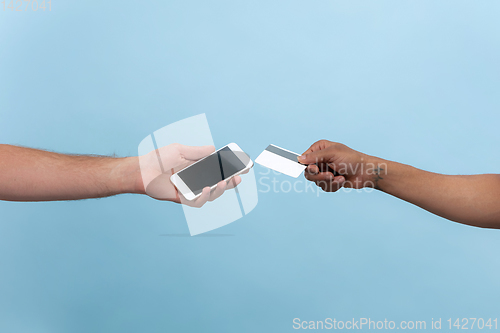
[177,147,247,196]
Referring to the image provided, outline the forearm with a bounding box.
[0,145,143,201]
[370,157,500,228]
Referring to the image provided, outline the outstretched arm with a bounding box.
[299,140,500,229]
[0,144,239,205]
[371,161,500,228]
[0,144,137,201]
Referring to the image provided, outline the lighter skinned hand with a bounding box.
[298,140,385,192]
[139,143,241,207]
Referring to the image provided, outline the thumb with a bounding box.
[179,144,215,161]
[297,149,332,164]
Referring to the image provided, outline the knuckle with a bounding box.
[329,142,341,149]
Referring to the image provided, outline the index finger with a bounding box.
[301,140,330,156]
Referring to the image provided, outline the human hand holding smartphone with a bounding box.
[139,143,251,207]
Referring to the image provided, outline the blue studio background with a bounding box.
[1,1,500,332]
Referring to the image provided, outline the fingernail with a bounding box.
[298,155,305,161]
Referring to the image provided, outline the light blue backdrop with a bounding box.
[1,1,499,332]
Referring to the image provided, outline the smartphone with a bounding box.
[170,143,253,201]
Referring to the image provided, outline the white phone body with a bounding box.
[170,143,253,201]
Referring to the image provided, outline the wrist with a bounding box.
[114,156,146,195]
[361,155,390,190]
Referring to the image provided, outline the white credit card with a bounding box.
[255,144,306,178]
